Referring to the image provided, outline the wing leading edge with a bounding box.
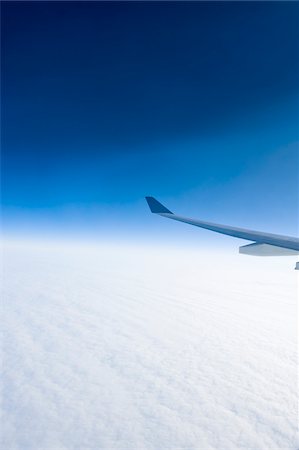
[145,197,299,268]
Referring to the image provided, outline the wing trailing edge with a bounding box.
[239,243,299,256]
[145,197,299,267]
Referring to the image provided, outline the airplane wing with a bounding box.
[145,197,299,268]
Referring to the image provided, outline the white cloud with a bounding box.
[1,240,298,449]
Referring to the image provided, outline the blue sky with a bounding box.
[2,2,299,243]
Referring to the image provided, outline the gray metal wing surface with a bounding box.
[145,197,299,268]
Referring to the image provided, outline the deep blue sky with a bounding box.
[2,1,299,242]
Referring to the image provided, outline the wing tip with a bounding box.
[145,197,173,214]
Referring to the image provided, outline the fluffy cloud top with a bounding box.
[2,240,298,449]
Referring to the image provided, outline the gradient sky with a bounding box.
[2,1,299,243]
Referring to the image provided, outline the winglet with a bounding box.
[145,197,173,214]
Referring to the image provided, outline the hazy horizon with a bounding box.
[1,2,298,449]
[2,2,299,241]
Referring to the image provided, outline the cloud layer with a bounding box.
[2,240,298,449]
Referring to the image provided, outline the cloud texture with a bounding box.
[1,240,298,449]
